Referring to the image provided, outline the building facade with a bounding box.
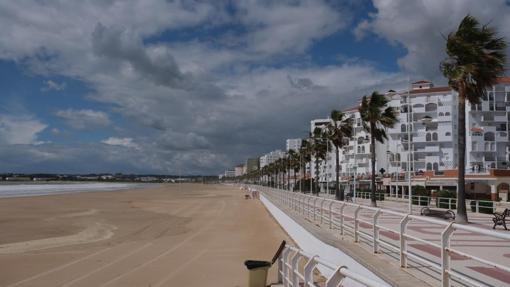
[286,138,302,152]
[311,78,510,201]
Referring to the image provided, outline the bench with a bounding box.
[420,207,455,220]
[493,207,509,230]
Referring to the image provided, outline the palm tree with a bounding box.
[299,139,313,193]
[289,150,300,191]
[325,110,353,200]
[312,128,328,195]
[441,15,506,223]
[359,91,398,207]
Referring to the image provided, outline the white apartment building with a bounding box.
[259,149,286,168]
[311,78,510,201]
[234,165,245,177]
[286,138,302,152]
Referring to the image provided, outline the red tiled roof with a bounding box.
[471,127,483,132]
[343,106,359,112]
[497,76,510,84]
[412,80,432,84]
[409,86,451,94]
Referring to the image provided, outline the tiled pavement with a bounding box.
[285,191,510,286]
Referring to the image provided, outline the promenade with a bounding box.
[260,187,510,287]
[0,184,289,287]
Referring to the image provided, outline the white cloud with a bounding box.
[56,109,111,129]
[0,1,422,174]
[355,0,510,79]
[102,137,139,149]
[237,0,347,55]
[41,80,66,91]
[0,114,47,145]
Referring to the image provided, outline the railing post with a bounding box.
[339,203,346,235]
[303,256,317,287]
[313,197,318,221]
[301,195,306,215]
[320,199,326,224]
[328,201,335,229]
[373,209,381,253]
[400,215,411,268]
[354,206,361,242]
[325,266,347,287]
[476,200,479,213]
[308,197,314,218]
[441,223,455,287]
[280,247,290,285]
[290,251,300,287]
[448,198,452,210]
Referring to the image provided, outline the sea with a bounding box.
[0,182,151,198]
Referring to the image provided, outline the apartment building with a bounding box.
[311,78,510,201]
[259,150,286,168]
[286,138,302,152]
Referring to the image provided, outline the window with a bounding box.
[395,153,401,162]
[445,132,451,136]
[426,133,431,142]
[425,103,437,112]
[426,163,432,170]
[484,132,495,141]
[433,163,439,172]
[445,112,450,116]
[439,112,444,116]
[432,132,438,141]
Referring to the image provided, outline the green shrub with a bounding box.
[412,186,430,206]
[470,200,494,214]
[435,190,456,209]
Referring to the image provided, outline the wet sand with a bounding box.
[0,184,289,287]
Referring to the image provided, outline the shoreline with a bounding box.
[0,182,157,199]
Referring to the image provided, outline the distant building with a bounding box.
[286,139,302,152]
[5,176,31,181]
[246,158,260,173]
[224,169,235,178]
[259,150,285,168]
[234,165,245,177]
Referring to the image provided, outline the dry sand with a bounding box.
[0,184,290,287]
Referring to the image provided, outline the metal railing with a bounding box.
[277,245,388,287]
[353,191,510,214]
[255,186,510,287]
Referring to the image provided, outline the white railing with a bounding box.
[255,186,510,287]
[277,245,388,287]
[356,191,510,214]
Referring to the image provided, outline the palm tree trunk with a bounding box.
[457,88,468,223]
[300,162,303,193]
[287,165,290,191]
[335,147,343,200]
[313,156,319,195]
[370,123,377,207]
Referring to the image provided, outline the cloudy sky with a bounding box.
[1,0,509,175]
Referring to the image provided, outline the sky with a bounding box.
[1,0,510,175]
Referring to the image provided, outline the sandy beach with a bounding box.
[0,184,289,287]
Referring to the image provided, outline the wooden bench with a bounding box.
[493,207,509,230]
[420,207,455,220]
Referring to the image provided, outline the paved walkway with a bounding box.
[271,190,510,286]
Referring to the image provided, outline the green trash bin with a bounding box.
[244,260,271,287]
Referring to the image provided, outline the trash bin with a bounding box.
[244,260,271,287]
